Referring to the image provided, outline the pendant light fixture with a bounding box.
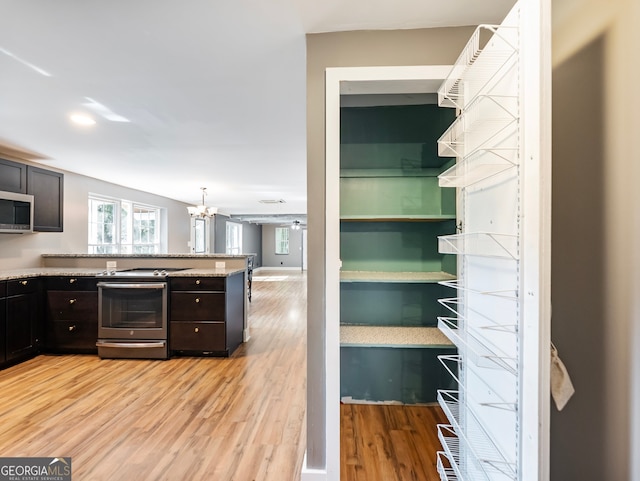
[187,187,217,218]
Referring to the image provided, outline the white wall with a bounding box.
[0,162,191,270]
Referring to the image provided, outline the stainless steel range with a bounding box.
[96,268,182,359]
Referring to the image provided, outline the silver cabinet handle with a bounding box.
[194,327,199,333]
[69,325,76,332]
[69,278,77,284]
[96,341,166,349]
[195,298,200,303]
[20,280,28,286]
[195,279,201,285]
[69,299,76,304]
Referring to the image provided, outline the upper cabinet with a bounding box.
[0,158,27,194]
[0,158,64,232]
[27,166,64,232]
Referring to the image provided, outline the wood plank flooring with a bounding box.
[341,403,447,481]
[0,269,446,481]
[0,270,307,481]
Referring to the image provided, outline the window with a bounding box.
[88,195,162,254]
[191,217,209,254]
[226,222,242,255]
[275,227,289,254]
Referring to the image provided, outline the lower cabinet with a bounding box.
[170,273,244,357]
[0,282,6,364]
[5,278,40,363]
[45,277,98,353]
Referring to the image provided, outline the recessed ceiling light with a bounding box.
[70,113,96,126]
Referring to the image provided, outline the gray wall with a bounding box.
[213,214,262,267]
[262,224,303,268]
[550,35,605,481]
[0,160,191,270]
[551,0,640,477]
[305,26,477,469]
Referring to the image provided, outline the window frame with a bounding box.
[275,227,290,255]
[88,194,163,254]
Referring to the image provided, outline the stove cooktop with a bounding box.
[96,268,185,278]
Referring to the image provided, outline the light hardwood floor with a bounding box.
[341,403,447,481]
[0,270,307,481]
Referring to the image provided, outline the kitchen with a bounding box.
[2,0,640,480]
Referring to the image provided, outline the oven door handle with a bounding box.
[96,341,166,349]
[97,282,166,289]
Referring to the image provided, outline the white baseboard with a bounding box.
[255,266,302,271]
[301,456,327,481]
[243,328,251,342]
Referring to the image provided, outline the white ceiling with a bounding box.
[0,0,519,221]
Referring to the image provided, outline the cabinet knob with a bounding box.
[20,280,28,286]
[195,279,201,285]
[68,325,76,332]
[195,298,200,303]
[194,327,199,333]
[69,278,77,284]
[69,299,77,305]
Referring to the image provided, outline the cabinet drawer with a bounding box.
[170,321,225,352]
[170,277,225,291]
[170,292,225,320]
[47,291,98,321]
[46,276,97,291]
[8,278,39,295]
[47,320,97,351]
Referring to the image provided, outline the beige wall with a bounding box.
[305,26,476,469]
[551,0,640,479]
[0,161,191,270]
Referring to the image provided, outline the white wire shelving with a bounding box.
[437,95,518,159]
[438,146,518,189]
[438,279,518,301]
[437,317,517,375]
[438,24,518,110]
[438,232,519,260]
[437,450,460,481]
[438,297,518,334]
[437,393,517,480]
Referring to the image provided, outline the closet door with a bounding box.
[434,1,550,480]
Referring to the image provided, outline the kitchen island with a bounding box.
[0,253,253,369]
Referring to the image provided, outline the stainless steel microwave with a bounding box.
[0,190,34,233]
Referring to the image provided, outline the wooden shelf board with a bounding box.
[340,271,456,283]
[340,168,443,178]
[340,325,454,348]
[340,214,456,222]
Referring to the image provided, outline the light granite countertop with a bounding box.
[41,253,254,258]
[0,267,245,281]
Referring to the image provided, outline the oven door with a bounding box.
[97,281,167,340]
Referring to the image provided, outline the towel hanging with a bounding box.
[550,341,575,411]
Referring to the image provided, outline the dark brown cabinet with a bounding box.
[170,273,244,357]
[27,166,64,232]
[0,282,6,364]
[45,277,98,353]
[5,278,40,363]
[0,158,27,193]
[0,158,64,232]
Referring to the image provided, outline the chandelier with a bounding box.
[291,220,301,230]
[187,187,217,218]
